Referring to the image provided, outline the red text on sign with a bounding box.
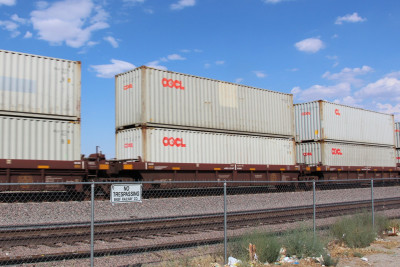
[163,137,186,147]
[335,109,341,116]
[123,84,133,90]
[303,152,312,156]
[331,148,342,155]
[124,143,133,148]
[301,112,311,116]
[162,78,185,90]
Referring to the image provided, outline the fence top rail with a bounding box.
[0,178,399,186]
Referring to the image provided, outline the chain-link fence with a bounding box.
[1,178,400,266]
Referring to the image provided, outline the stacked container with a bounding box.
[295,100,396,167]
[115,66,295,164]
[0,50,81,160]
[395,122,400,165]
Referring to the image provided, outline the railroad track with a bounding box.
[1,197,400,265]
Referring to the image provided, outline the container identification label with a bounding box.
[111,184,142,203]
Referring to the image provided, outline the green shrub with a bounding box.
[282,225,325,258]
[228,231,282,264]
[330,213,388,248]
[322,252,338,266]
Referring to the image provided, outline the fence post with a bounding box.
[224,182,227,265]
[90,182,95,267]
[313,180,316,239]
[371,179,375,229]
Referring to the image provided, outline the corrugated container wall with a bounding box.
[296,142,396,167]
[0,115,80,160]
[396,149,400,164]
[116,127,295,165]
[295,101,395,146]
[395,122,400,148]
[0,50,81,119]
[116,66,294,137]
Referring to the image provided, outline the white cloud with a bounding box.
[11,14,27,24]
[262,0,287,3]
[0,20,18,31]
[123,0,145,4]
[295,37,324,53]
[170,0,195,10]
[91,59,135,78]
[167,53,186,60]
[235,78,243,83]
[386,71,400,79]
[0,20,20,37]
[35,1,49,9]
[193,49,202,53]
[333,95,362,108]
[23,31,32,38]
[253,71,267,78]
[0,0,16,6]
[376,103,400,120]
[146,60,167,70]
[204,63,211,69]
[291,83,351,101]
[87,41,99,46]
[335,12,366,25]
[326,55,339,68]
[30,0,109,48]
[355,77,400,100]
[322,66,373,87]
[215,60,225,65]
[0,13,29,38]
[104,36,118,48]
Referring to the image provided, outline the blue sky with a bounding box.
[1,0,400,158]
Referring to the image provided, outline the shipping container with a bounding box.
[395,122,400,148]
[397,149,400,164]
[116,66,294,137]
[0,50,81,119]
[295,101,395,146]
[0,115,80,160]
[116,127,295,165]
[296,142,396,167]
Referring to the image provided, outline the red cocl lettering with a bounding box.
[395,130,400,133]
[124,143,133,148]
[301,112,311,116]
[162,78,185,90]
[162,137,186,147]
[335,109,341,116]
[331,148,342,155]
[123,84,133,90]
[303,152,312,156]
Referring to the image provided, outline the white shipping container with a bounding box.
[0,115,80,160]
[116,66,294,137]
[295,101,395,146]
[0,50,81,119]
[296,142,396,167]
[395,122,400,148]
[116,127,295,165]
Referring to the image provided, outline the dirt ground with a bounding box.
[270,234,400,267]
[143,234,400,267]
[333,235,400,267]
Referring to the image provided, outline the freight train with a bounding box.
[1,50,400,194]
